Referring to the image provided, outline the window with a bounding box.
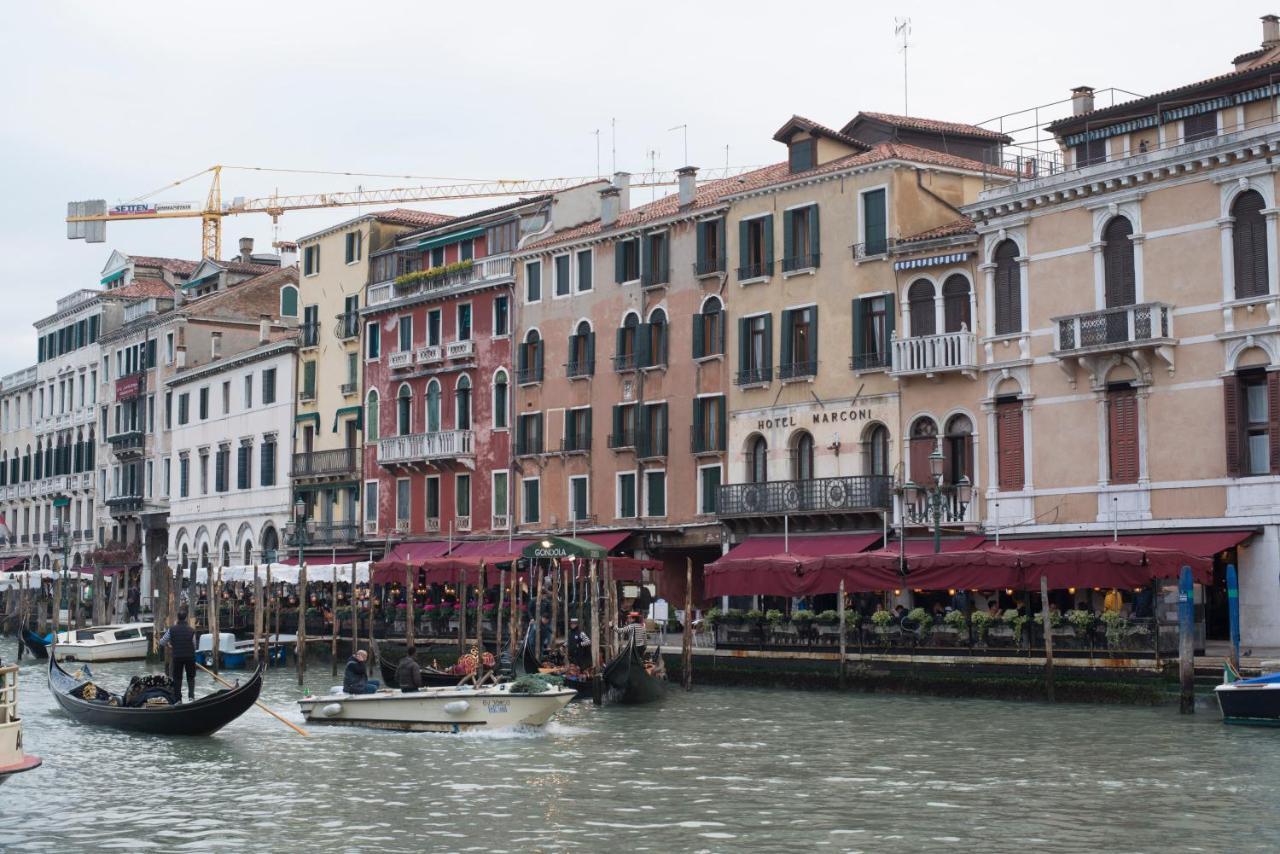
[198,387,209,420]
[943,274,972,333]
[1106,386,1139,485]
[909,417,939,485]
[694,297,725,359]
[494,295,510,336]
[749,435,768,483]
[792,432,815,480]
[492,471,509,525]
[345,231,362,264]
[492,370,508,430]
[1073,138,1107,168]
[861,188,887,255]
[365,390,379,442]
[398,315,413,352]
[639,402,667,457]
[564,407,592,452]
[525,260,542,302]
[610,403,636,448]
[427,309,441,347]
[162,457,170,497]
[641,309,668,368]
[243,374,253,409]
[576,249,593,292]
[865,423,890,477]
[692,395,726,453]
[1232,190,1269,300]
[303,245,320,276]
[993,240,1021,336]
[852,294,893,370]
[995,399,1024,491]
[302,305,319,347]
[455,376,471,430]
[396,478,411,526]
[782,204,820,272]
[642,231,669,287]
[178,455,190,498]
[737,314,773,384]
[279,285,299,319]
[908,279,936,337]
[516,412,544,455]
[365,322,381,359]
[263,369,277,404]
[644,470,666,517]
[1183,110,1217,142]
[615,238,640,283]
[522,477,540,524]
[431,246,445,268]
[617,472,637,519]
[554,254,571,297]
[302,362,316,400]
[789,138,816,173]
[166,391,174,428]
[944,414,973,486]
[215,445,230,493]
[456,474,471,522]
[568,320,595,377]
[459,239,474,262]
[365,481,379,529]
[780,306,818,379]
[695,218,726,276]
[222,381,231,415]
[237,442,251,490]
[738,216,774,280]
[698,464,721,514]
[260,437,276,486]
[487,221,517,254]
[398,384,413,435]
[346,352,358,389]
[1226,370,1278,477]
[199,451,209,495]
[569,475,589,522]
[615,313,640,372]
[518,330,543,384]
[1103,216,1136,310]
[457,304,472,341]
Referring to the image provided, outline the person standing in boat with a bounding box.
[618,611,647,655]
[126,582,141,622]
[567,617,592,670]
[396,645,422,693]
[343,649,380,694]
[158,607,197,702]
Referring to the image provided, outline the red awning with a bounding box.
[0,556,30,573]
[1019,544,1212,587]
[717,532,882,560]
[419,539,537,583]
[608,556,660,582]
[580,531,632,552]
[95,565,132,577]
[985,530,1253,558]
[705,533,889,597]
[370,541,453,584]
[908,548,1026,590]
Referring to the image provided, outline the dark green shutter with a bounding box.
[718,311,726,354]
[762,313,773,375]
[534,341,544,381]
[614,245,625,284]
[809,204,821,266]
[564,410,574,446]
[612,405,622,445]
[852,298,864,364]
[638,404,650,454]
[615,327,626,363]
[584,409,592,445]
[780,309,793,372]
[693,398,705,446]
[738,219,749,270]
[639,232,650,280]
[658,233,669,281]
[762,214,774,268]
[696,221,707,270]
[717,219,726,268]
[738,317,749,375]
[567,333,578,370]
[810,305,819,367]
[864,190,886,253]
[717,396,727,450]
[783,209,794,263]
[586,332,595,375]
[637,323,651,367]
[883,294,896,363]
[692,312,705,358]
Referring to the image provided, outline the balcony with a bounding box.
[737,261,774,282]
[608,430,635,451]
[291,448,359,480]
[367,255,515,307]
[690,426,725,455]
[106,494,143,515]
[560,435,592,454]
[891,330,978,378]
[516,365,542,386]
[455,515,472,532]
[425,517,441,533]
[514,434,545,457]
[1052,302,1176,379]
[566,357,594,379]
[334,312,359,341]
[850,351,890,372]
[299,389,316,403]
[694,256,726,277]
[852,239,894,260]
[641,269,669,290]
[613,353,638,373]
[108,429,145,457]
[309,522,360,546]
[415,345,442,366]
[301,321,320,348]
[735,366,773,387]
[718,475,894,519]
[395,519,410,533]
[492,514,510,530]
[363,520,378,535]
[781,253,820,274]
[637,433,667,460]
[778,360,818,382]
[340,381,357,395]
[446,339,475,360]
[378,430,474,466]
[389,351,414,370]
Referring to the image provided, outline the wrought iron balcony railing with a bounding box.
[1053,302,1174,355]
[717,475,894,518]
[607,430,635,451]
[735,366,773,386]
[778,360,818,381]
[334,312,359,341]
[737,261,774,281]
[690,426,725,455]
[291,448,359,478]
[694,256,726,276]
[781,252,821,273]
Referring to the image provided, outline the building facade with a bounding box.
[0,366,38,566]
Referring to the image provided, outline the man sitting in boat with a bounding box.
[618,611,647,656]
[396,646,422,693]
[343,649,380,695]
[567,617,592,670]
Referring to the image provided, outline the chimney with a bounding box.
[238,237,254,263]
[278,242,299,268]
[1071,86,1095,116]
[613,171,631,213]
[677,166,697,207]
[210,332,222,360]
[1265,14,1280,48]
[259,314,271,344]
[175,345,187,369]
[600,186,621,228]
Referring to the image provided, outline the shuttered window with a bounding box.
[1103,216,1136,308]
[1232,190,1269,300]
[1227,370,1280,476]
[695,219,726,275]
[943,274,972,333]
[260,439,276,486]
[617,472,637,519]
[862,189,887,255]
[615,238,640,283]
[525,260,542,302]
[909,418,938,486]
[1107,386,1140,485]
[699,465,721,514]
[908,279,935,337]
[995,400,1025,491]
[237,444,251,490]
[993,240,1021,335]
[644,470,666,517]
[851,294,894,370]
[693,299,724,358]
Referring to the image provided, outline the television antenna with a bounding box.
[895,17,912,114]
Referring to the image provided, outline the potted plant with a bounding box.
[1004,609,1029,646]
[704,608,723,627]
[905,607,933,642]
[1100,610,1131,649]
[970,609,993,644]
[870,609,896,645]
[1067,609,1095,644]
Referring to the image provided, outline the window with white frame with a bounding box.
[522,477,540,524]
[644,469,666,517]
[569,475,589,522]
[616,471,637,519]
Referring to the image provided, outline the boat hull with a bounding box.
[297,684,575,732]
[20,630,49,660]
[0,719,40,785]
[1216,682,1280,725]
[53,623,154,662]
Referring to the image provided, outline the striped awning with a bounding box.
[100,269,126,286]
[416,227,484,251]
[894,252,971,271]
[1063,115,1158,147]
[1162,95,1233,122]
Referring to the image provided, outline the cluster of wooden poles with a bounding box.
[2,566,125,646]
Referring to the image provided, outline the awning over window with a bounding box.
[416,227,484,251]
[580,530,632,552]
[370,540,452,584]
[100,269,125,286]
[294,412,320,433]
[705,533,887,597]
[521,536,608,561]
[333,405,363,432]
[0,556,30,573]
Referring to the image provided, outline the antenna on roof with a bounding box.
[894,17,911,115]
[646,148,660,202]
[592,129,601,178]
[725,144,730,171]
[611,118,617,174]
[669,124,688,166]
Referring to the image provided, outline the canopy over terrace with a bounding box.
[704,533,888,597]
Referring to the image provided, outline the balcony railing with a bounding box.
[735,366,773,386]
[395,519,411,533]
[514,434,545,456]
[425,517,441,533]
[1053,302,1174,354]
[446,339,475,360]
[341,381,357,395]
[561,435,592,454]
[852,239,894,259]
[779,360,818,381]
[455,515,472,532]
[566,357,594,378]
[516,365,542,385]
[106,494,143,514]
[334,312,359,341]
[363,520,378,535]
[641,269,669,289]
[416,345,442,366]
[694,256,726,277]
[782,253,821,273]
[850,351,890,372]
[377,430,474,465]
[613,352,638,373]
[492,514,510,530]
[107,430,145,455]
[389,351,414,370]
[690,426,725,455]
[891,330,978,377]
[608,430,635,450]
[309,522,360,545]
[291,448,359,478]
[301,322,320,348]
[367,255,515,306]
[718,475,894,518]
[637,433,667,459]
[737,261,774,281]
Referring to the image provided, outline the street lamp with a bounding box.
[293,497,310,567]
[905,439,973,553]
[50,509,70,630]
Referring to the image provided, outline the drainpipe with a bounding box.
[915,167,967,220]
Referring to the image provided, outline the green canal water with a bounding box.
[2,656,1278,853]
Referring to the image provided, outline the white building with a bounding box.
[0,366,38,566]
[166,337,297,574]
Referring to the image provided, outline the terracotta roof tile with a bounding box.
[374,208,456,228]
[127,255,198,276]
[772,115,870,149]
[106,278,176,299]
[898,216,976,244]
[846,111,1012,142]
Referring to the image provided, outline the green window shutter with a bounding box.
[762,313,773,373]
[638,404,650,449]
[693,397,705,442]
[612,405,622,443]
[658,233,669,279]
[717,219,726,268]
[883,294,896,361]
[636,322,651,367]
[615,243,626,283]
[534,341,544,380]
[738,317,749,373]
[567,333,578,369]
[762,214,774,268]
[783,209,795,263]
[696,221,708,270]
[564,410,574,445]
[281,286,298,317]
[584,408,592,442]
[738,219,749,270]
[615,326,626,361]
[810,305,819,366]
[852,298,865,363]
[692,312,705,358]
[809,204,821,265]
[864,190,887,254]
[780,309,794,371]
[639,232,650,280]
[586,332,596,374]
[304,362,316,396]
[717,396,727,449]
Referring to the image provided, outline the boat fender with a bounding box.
[319,703,342,718]
[328,686,344,695]
[443,700,469,715]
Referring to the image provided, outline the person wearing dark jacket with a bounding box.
[343,649,380,694]
[396,647,422,693]
[567,617,592,670]
[158,607,197,701]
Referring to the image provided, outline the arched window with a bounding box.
[200,543,210,569]
[748,435,768,483]
[1102,216,1136,308]
[365,390,379,443]
[492,370,509,430]
[261,527,279,563]
[1,452,7,488]
[425,380,441,433]
[993,240,1021,336]
[455,376,471,430]
[397,384,412,436]
[647,308,668,366]
[908,279,936,337]
[243,540,252,566]
[616,312,640,369]
[520,329,543,382]
[33,439,42,480]
[279,285,299,318]
[180,544,189,570]
[221,541,231,567]
[942,274,971,333]
[944,414,973,485]
[865,423,890,477]
[695,296,724,358]
[1233,190,1269,300]
[569,320,594,376]
[910,417,939,485]
[792,431,815,481]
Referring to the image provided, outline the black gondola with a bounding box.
[520,631,594,696]
[600,640,666,705]
[21,629,49,659]
[49,655,263,736]
[374,641,508,690]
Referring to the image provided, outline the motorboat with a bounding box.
[49,655,263,736]
[0,662,41,785]
[1216,660,1280,726]
[297,681,576,733]
[195,632,292,668]
[20,629,51,660]
[53,622,153,662]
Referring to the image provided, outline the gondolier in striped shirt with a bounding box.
[617,611,647,655]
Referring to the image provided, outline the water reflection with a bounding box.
[2,656,1278,852]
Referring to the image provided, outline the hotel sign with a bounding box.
[757,407,875,430]
[115,374,145,401]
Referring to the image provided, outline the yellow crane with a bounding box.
[66,164,757,260]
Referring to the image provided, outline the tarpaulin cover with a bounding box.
[371,541,453,584]
[607,556,659,583]
[704,533,888,597]
[580,531,632,552]
[0,556,30,572]
[715,532,882,560]
[984,531,1252,559]
[907,548,1027,590]
[280,552,369,566]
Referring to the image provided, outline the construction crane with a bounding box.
[66,164,759,260]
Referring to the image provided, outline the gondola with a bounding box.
[49,655,263,736]
[601,639,666,705]
[20,629,50,659]
[375,641,508,690]
[520,632,593,696]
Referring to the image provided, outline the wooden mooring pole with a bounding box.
[589,558,601,706]
[837,578,847,689]
[1040,574,1054,703]
[682,557,693,691]
[1178,566,1195,714]
[253,564,263,665]
[331,565,339,676]
[296,564,308,686]
[404,565,415,651]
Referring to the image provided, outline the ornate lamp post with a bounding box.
[904,440,973,554]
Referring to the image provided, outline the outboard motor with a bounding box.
[496,652,515,680]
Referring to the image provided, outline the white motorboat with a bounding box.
[297,682,576,733]
[53,623,153,662]
[0,663,41,785]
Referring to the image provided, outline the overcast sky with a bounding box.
[0,1,1269,375]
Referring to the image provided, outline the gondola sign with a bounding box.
[520,536,608,561]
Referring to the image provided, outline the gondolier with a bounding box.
[567,617,592,670]
[617,611,647,655]
[159,607,197,702]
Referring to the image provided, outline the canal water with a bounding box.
[2,657,1278,853]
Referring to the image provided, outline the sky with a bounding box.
[0,1,1270,375]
